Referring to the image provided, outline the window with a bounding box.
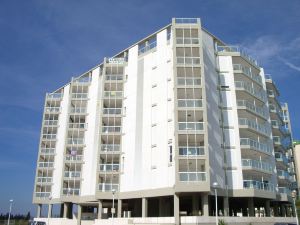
[169,145,173,163]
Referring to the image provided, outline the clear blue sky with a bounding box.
[0,0,299,216]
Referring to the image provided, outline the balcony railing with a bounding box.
[69,123,87,129]
[38,162,54,168]
[178,122,204,131]
[65,155,83,161]
[62,188,80,195]
[105,75,123,81]
[176,38,200,45]
[238,118,269,136]
[73,76,91,84]
[42,134,57,140]
[71,93,88,99]
[178,99,202,108]
[98,183,119,192]
[233,64,262,85]
[138,41,157,55]
[103,108,122,115]
[45,107,60,113]
[40,148,55,154]
[46,93,63,100]
[277,170,290,180]
[176,57,200,65]
[179,172,206,181]
[64,171,81,178]
[70,108,87,114]
[240,138,272,155]
[99,164,120,172]
[179,147,205,156]
[177,77,201,86]
[242,159,273,173]
[243,180,275,192]
[67,138,84,145]
[236,100,267,119]
[101,144,120,152]
[35,192,51,198]
[216,45,259,68]
[44,120,58,126]
[175,18,198,24]
[235,81,266,102]
[103,91,123,98]
[36,177,52,183]
[275,152,288,164]
[102,126,121,133]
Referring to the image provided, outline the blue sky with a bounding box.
[0,0,299,216]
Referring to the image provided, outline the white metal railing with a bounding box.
[177,77,201,86]
[46,93,63,99]
[35,192,51,198]
[99,164,120,172]
[98,183,119,192]
[102,126,121,133]
[42,134,56,140]
[233,64,262,85]
[36,177,52,183]
[216,45,259,68]
[105,75,123,81]
[62,188,80,195]
[67,138,84,145]
[179,172,206,181]
[71,93,88,99]
[103,91,123,98]
[179,147,205,156]
[45,107,60,113]
[40,148,55,154]
[235,81,266,102]
[178,122,204,131]
[178,99,202,108]
[38,162,54,168]
[237,100,267,119]
[44,120,58,126]
[176,38,200,45]
[73,76,91,84]
[101,144,120,152]
[240,138,272,155]
[175,18,198,24]
[70,108,87,114]
[64,171,81,178]
[68,123,87,129]
[242,159,273,173]
[65,155,83,161]
[138,41,157,55]
[177,57,201,65]
[238,118,269,136]
[243,180,275,192]
[103,108,122,115]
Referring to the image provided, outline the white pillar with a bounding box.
[142,198,148,217]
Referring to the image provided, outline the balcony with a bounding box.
[236,100,267,119]
[243,180,275,192]
[176,57,200,65]
[176,38,200,45]
[62,188,80,195]
[242,159,273,173]
[68,123,87,129]
[44,120,58,126]
[103,108,122,115]
[38,162,54,168]
[179,147,205,156]
[36,177,52,183]
[102,126,121,133]
[99,163,120,172]
[233,64,262,85]
[273,136,282,146]
[179,172,206,182]
[138,41,157,55]
[35,192,51,198]
[105,74,123,81]
[238,118,269,136]
[103,91,123,98]
[101,144,120,152]
[71,93,88,99]
[67,138,84,145]
[275,152,288,164]
[277,170,290,180]
[42,134,57,140]
[98,183,119,192]
[178,122,204,131]
[70,108,87,114]
[65,155,83,161]
[240,138,272,155]
[72,76,91,85]
[46,93,63,100]
[40,148,55,154]
[178,99,202,108]
[177,77,201,86]
[64,171,81,178]
[235,81,266,102]
[45,107,60,113]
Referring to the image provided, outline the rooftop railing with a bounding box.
[175,18,198,24]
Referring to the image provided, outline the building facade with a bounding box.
[33,18,297,224]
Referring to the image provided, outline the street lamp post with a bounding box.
[292,190,299,225]
[112,189,116,220]
[213,182,219,225]
[7,199,13,225]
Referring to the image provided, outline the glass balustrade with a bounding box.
[98,183,119,192]
[179,172,206,181]
[99,164,120,172]
[242,159,273,173]
[179,147,205,156]
[178,99,202,108]
[178,122,204,131]
[243,180,275,192]
[240,138,272,154]
[101,144,120,152]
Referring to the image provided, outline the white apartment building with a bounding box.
[33,18,297,225]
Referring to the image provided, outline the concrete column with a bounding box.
[118,199,122,218]
[265,200,270,217]
[223,197,229,216]
[63,203,68,218]
[159,198,164,217]
[77,205,82,225]
[248,198,255,217]
[47,204,53,218]
[192,194,199,216]
[174,194,180,225]
[281,204,286,217]
[37,204,42,218]
[201,193,209,216]
[142,197,148,217]
[98,200,103,219]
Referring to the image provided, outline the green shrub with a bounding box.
[218,219,227,225]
